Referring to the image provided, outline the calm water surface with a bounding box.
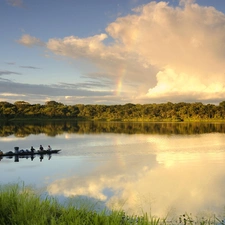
[1,122,225,218]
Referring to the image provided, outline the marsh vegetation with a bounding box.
[0,184,224,225]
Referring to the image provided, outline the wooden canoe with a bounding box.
[1,149,61,157]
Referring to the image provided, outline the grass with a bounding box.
[0,183,224,225]
[0,183,150,225]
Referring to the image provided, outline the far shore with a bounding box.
[1,117,225,123]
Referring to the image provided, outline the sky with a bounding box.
[1,0,225,105]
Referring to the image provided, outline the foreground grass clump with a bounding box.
[0,183,151,225]
[0,183,224,225]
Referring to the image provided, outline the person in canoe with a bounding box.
[39,145,44,152]
[30,146,35,153]
[47,145,52,151]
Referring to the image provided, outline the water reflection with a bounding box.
[1,153,54,162]
[46,152,225,217]
[1,122,225,218]
[1,121,225,137]
[43,133,225,218]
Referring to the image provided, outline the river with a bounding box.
[1,121,225,219]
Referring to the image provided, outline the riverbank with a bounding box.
[0,184,148,225]
[1,116,225,123]
[0,184,223,225]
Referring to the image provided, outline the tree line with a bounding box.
[1,100,225,121]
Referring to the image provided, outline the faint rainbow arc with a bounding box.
[116,64,127,96]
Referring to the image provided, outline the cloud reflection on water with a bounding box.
[46,133,225,217]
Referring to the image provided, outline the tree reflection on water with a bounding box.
[0,121,225,137]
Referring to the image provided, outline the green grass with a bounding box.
[0,183,150,225]
[0,183,223,225]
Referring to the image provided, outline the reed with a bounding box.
[0,183,148,224]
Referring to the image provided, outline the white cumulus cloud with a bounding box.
[18,1,225,103]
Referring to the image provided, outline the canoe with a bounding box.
[1,149,61,157]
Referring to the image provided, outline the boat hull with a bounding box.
[1,150,61,157]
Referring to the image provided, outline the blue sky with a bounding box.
[1,0,225,105]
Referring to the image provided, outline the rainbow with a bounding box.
[116,65,127,96]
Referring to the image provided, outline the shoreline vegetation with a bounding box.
[1,100,225,122]
[0,184,223,225]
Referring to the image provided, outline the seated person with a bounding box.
[47,145,52,151]
[39,145,44,151]
[30,146,35,153]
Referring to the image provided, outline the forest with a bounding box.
[1,100,225,122]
